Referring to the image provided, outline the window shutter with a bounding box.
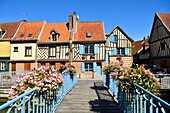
[81,62,85,72]
[79,45,84,54]
[110,35,118,43]
[114,35,118,42]
[93,62,97,72]
[113,48,117,55]
[125,48,129,55]
[94,45,99,54]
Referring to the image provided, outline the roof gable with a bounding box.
[109,26,134,42]
[0,22,21,40]
[73,22,105,41]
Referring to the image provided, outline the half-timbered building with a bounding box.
[149,13,170,72]
[37,22,70,69]
[106,26,134,67]
[0,22,21,72]
[10,21,46,71]
[70,12,106,76]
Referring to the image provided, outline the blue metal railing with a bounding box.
[103,74,170,113]
[0,71,78,113]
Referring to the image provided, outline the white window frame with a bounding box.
[25,46,32,56]
[49,47,56,57]
[0,62,5,70]
[85,63,93,72]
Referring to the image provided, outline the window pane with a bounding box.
[28,34,32,38]
[49,47,56,56]
[90,46,94,54]
[20,34,24,38]
[85,45,88,54]
[1,62,5,70]
[25,47,32,56]
[85,63,93,72]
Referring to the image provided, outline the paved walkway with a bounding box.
[55,80,123,113]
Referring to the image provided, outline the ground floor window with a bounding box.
[41,62,46,66]
[50,62,55,69]
[85,63,93,72]
[0,62,5,70]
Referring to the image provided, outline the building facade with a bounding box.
[10,21,46,71]
[0,22,21,72]
[149,13,170,72]
[106,26,134,68]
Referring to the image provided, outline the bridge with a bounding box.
[0,71,170,113]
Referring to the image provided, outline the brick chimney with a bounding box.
[69,12,73,30]
[73,12,77,31]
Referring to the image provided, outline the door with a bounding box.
[96,62,101,76]
[12,63,16,71]
[24,63,31,70]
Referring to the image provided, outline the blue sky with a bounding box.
[0,0,170,41]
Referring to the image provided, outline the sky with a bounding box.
[0,0,170,41]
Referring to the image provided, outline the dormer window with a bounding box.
[50,29,60,41]
[27,34,32,38]
[52,34,57,41]
[20,34,24,38]
[0,28,5,38]
[86,32,92,38]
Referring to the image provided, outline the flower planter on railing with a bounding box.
[0,70,78,113]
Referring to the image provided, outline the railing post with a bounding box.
[149,97,153,113]
[21,96,26,113]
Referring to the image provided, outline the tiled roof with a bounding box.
[133,38,149,55]
[39,23,70,42]
[0,22,21,40]
[12,21,45,41]
[157,13,170,31]
[73,22,105,41]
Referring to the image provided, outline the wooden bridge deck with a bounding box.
[55,79,123,113]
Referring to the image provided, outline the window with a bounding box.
[50,62,55,69]
[52,34,57,41]
[86,32,92,37]
[41,62,45,66]
[117,48,125,55]
[20,34,24,38]
[85,45,94,54]
[110,35,118,42]
[0,62,5,70]
[27,34,32,38]
[85,63,93,72]
[161,42,165,50]
[14,47,18,52]
[25,47,32,56]
[49,47,56,57]
[0,28,5,38]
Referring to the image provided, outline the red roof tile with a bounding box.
[39,23,70,42]
[133,38,149,55]
[0,22,21,40]
[73,22,105,41]
[12,21,45,41]
[157,13,170,31]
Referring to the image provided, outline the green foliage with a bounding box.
[103,65,161,95]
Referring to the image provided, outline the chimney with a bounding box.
[73,12,77,31]
[69,12,73,30]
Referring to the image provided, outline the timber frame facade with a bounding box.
[0,12,134,76]
[106,26,134,68]
[149,13,170,72]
